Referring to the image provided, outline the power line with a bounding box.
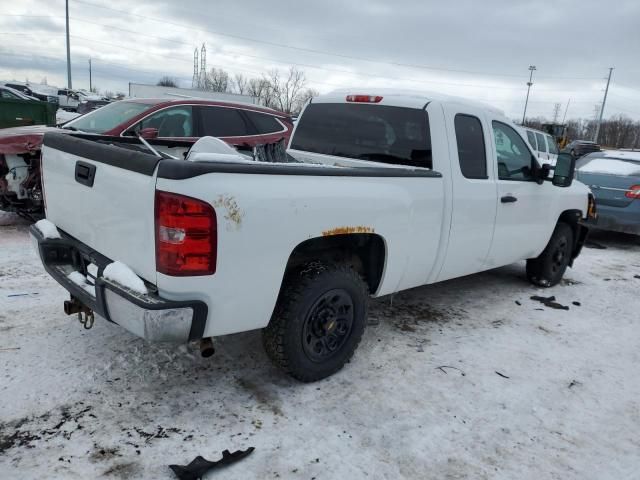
[1,51,190,79]
[608,91,640,103]
[49,3,603,81]
[2,26,606,95]
[0,14,608,83]
[3,49,631,119]
[607,103,640,117]
[0,18,560,90]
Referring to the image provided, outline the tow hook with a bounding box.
[64,298,95,330]
[200,337,215,358]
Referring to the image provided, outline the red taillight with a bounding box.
[625,185,640,199]
[155,191,217,276]
[346,95,383,103]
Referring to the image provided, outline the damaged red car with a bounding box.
[0,98,294,216]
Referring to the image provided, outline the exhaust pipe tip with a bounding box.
[199,337,215,358]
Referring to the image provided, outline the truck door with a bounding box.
[436,105,498,281]
[485,120,554,267]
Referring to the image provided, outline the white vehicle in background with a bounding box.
[524,126,560,165]
[32,89,593,382]
[57,88,106,111]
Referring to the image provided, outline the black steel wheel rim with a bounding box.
[302,289,354,363]
[551,236,570,273]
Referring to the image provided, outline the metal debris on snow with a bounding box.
[169,447,255,480]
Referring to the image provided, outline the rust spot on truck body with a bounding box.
[322,226,374,236]
[213,195,243,229]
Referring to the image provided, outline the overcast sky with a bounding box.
[1,0,639,120]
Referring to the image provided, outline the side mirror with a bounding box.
[140,127,159,139]
[552,153,575,187]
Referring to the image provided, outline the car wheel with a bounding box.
[263,262,368,382]
[526,222,574,288]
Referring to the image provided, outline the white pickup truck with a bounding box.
[31,90,594,382]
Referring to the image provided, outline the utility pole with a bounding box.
[88,58,92,92]
[562,98,571,124]
[593,67,614,143]
[521,65,536,125]
[65,0,72,89]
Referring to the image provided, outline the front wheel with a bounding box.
[263,262,368,382]
[526,222,574,287]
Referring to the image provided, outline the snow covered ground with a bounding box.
[1,210,639,479]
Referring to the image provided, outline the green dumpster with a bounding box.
[0,97,57,128]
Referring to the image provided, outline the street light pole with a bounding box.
[65,0,72,89]
[521,65,536,125]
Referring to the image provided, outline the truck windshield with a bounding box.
[63,101,155,133]
[291,103,432,168]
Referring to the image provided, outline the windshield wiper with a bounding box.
[61,125,78,131]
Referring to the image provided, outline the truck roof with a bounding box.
[316,88,505,116]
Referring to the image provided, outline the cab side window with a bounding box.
[138,106,193,137]
[526,130,537,150]
[492,121,535,181]
[454,114,487,179]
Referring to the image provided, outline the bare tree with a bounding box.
[527,115,640,148]
[233,73,249,95]
[203,68,231,93]
[264,67,307,114]
[247,77,274,107]
[293,88,320,114]
[157,76,178,87]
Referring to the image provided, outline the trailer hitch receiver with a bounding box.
[64,298,95,329]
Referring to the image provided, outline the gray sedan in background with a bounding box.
[577,151,640,235]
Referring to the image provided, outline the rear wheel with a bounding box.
[263,262,368,382]
[526,222,574,287]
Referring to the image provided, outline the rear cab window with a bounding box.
[291,103,432,168]
[546,135,558,154]
[454,114,487,179]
